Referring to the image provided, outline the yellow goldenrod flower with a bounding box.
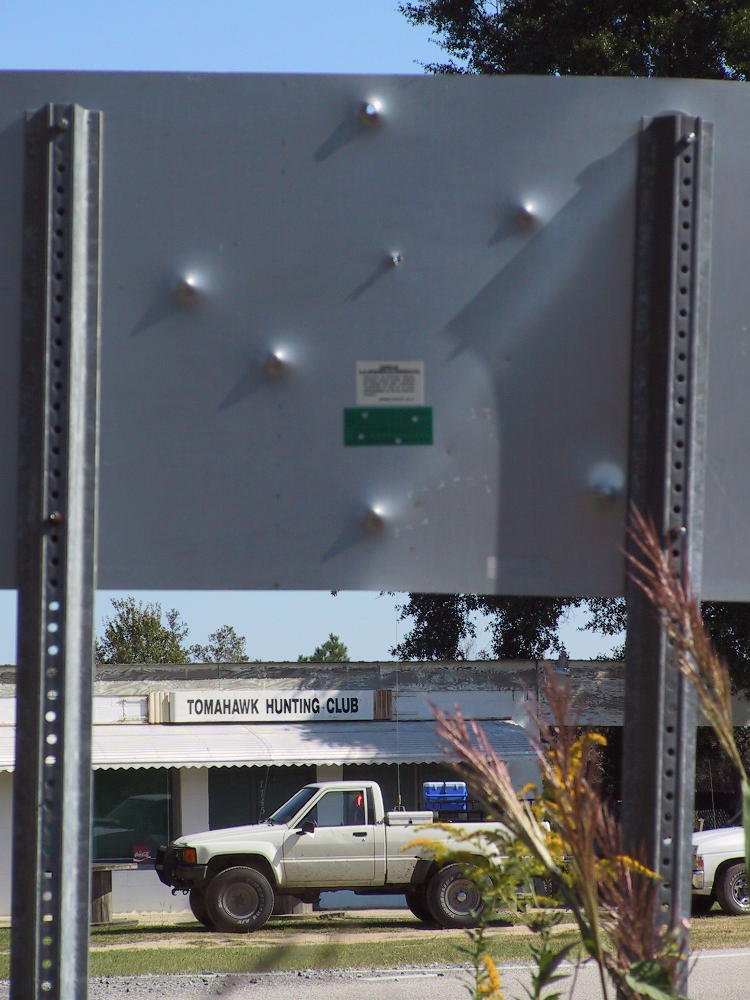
[479,954,504,999]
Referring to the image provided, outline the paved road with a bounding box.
[0,947,735,1000]
[185,950,750,1000]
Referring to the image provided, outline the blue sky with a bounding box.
[0,1,619,664]
[0,1,440,75]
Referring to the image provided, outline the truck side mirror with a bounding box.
[298,819,316,835]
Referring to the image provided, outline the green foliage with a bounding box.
[189,624,249,663]
[391,593,575,660]
[410,820,578,999]
[95,597,190,664]
[297,633,349,662]
[624,961,689,1000]
[523,921,577,1000]
[400,0,750,79]
[580,597,626,638]
[701,602,750,699]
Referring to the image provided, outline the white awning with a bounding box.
[0,720,537,783]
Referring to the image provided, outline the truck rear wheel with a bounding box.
[426,864,486,928]
[205,866,275,932]
[405,886,433,923]
[189,888,213,928]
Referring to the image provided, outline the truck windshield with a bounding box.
[267,786,318,825]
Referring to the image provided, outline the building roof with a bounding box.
[0,719,538,788]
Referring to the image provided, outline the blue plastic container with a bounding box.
[422,780,469,812]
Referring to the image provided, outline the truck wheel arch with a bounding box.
[206,854,277,889]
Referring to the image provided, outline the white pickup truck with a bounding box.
[156,779,507,931]
[692,822,748,915]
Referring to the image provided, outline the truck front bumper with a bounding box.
[155,846,207,890]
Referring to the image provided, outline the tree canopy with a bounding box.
[95,597,191,664]
[96,598,251,665]
[189,625,249,663]
[401,1,750,79]
[298,633,350,663]
[391,594,573,660]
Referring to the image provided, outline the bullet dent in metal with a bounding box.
[176,274,200,303]
[360,99,383,124]
[515,202,539,227]
[264,352,287,377]
[364,508,385,531]
[388,252,403,268]
[587,462,625,499]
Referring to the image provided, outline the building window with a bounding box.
[208,765,315,829]
[92,768,172,864]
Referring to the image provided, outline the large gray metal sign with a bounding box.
[0,72,747,597]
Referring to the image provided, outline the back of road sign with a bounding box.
[0,71,748,598]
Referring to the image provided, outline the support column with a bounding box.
[12,103,102,1000]
[623,113,712,988]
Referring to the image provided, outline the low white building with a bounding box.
[0,659,542,917]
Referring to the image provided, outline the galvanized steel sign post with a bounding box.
[624,113,712,990]
[13,103,102,999]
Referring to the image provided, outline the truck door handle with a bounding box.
[352,831,368,838]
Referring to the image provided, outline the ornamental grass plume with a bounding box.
[434,668,687,1000]
[627,506,745,779]
[627,505,750,912]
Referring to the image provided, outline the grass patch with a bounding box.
[85,930,582,977]
[0,930,556,979]
[0,910,748,979]
[689,910,750,950]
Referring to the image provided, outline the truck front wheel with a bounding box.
[426,864,486,928]
[205,866,275,932]
[189,888,213,928]
[716,863,750,915]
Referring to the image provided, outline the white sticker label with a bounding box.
[356,361,425,406]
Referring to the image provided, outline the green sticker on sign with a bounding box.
[344,407,433,446]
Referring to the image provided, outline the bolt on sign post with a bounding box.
[0,73,746,998]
